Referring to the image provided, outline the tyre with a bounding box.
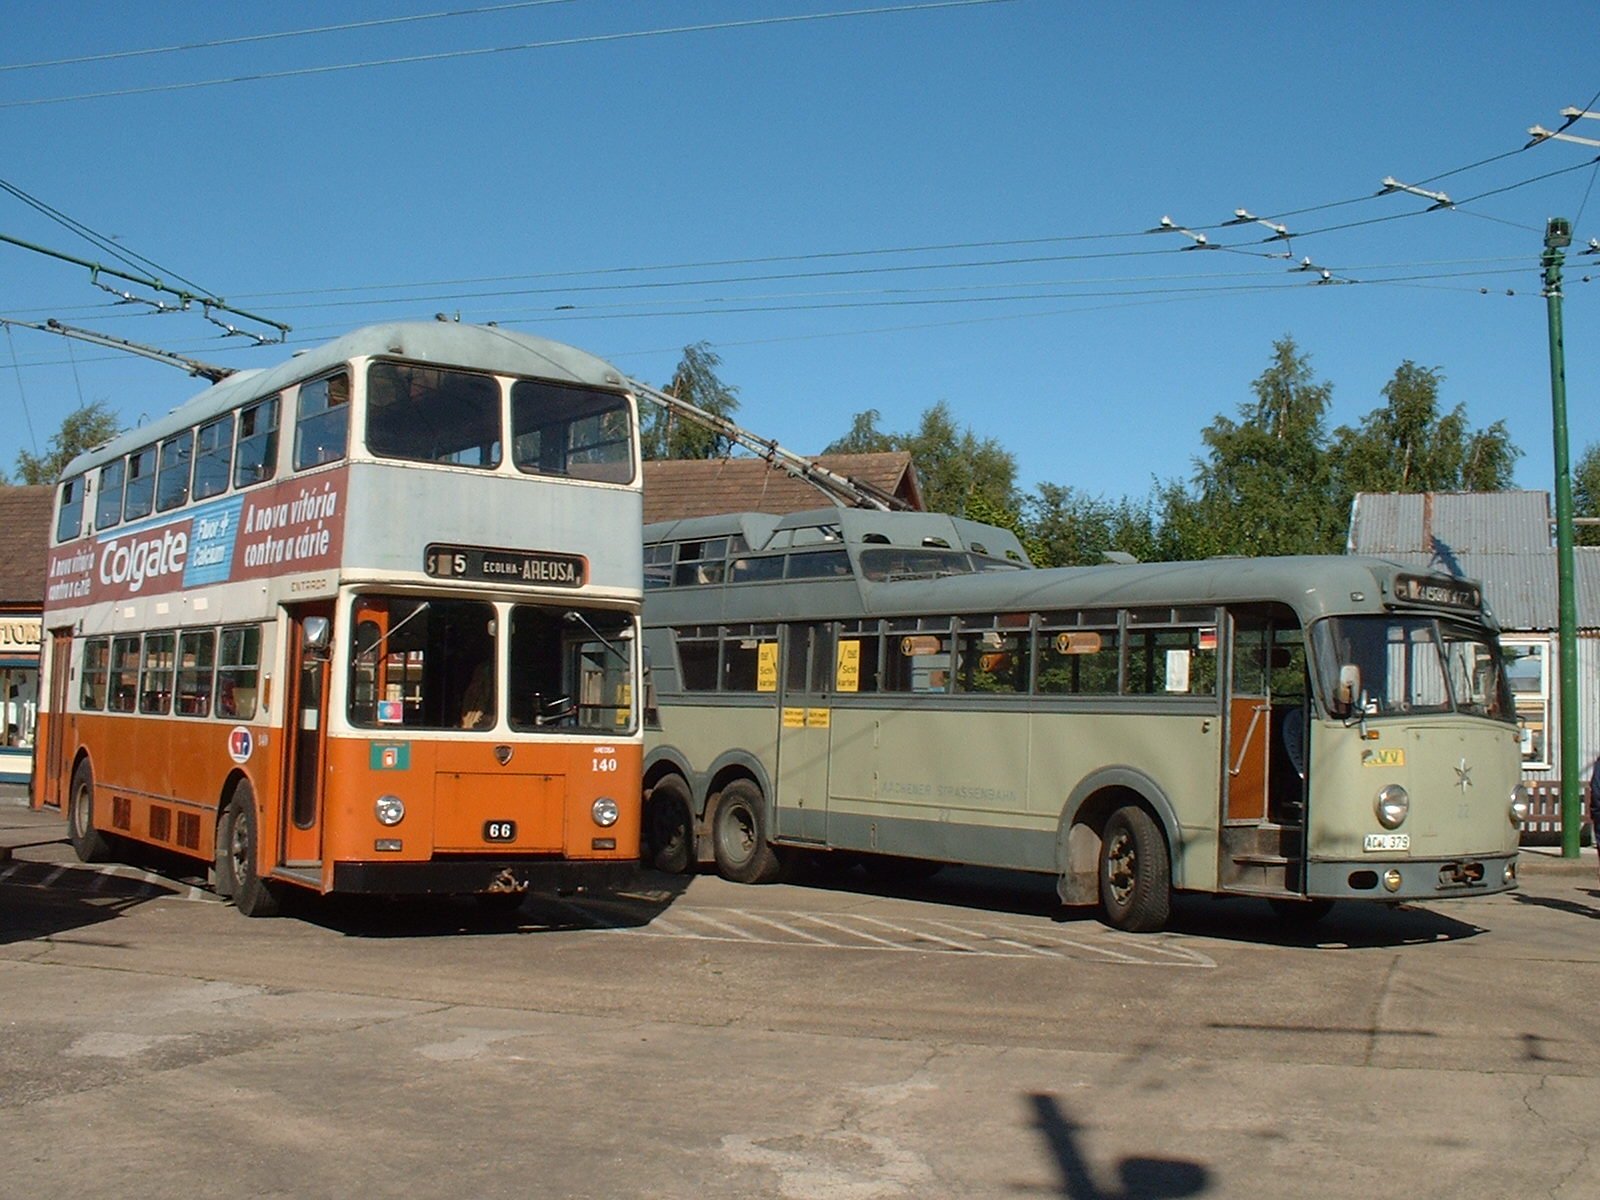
[711,780,781,884]
[1268,897,1335,925]
[1099,805,1171,932]
[642,775,695,875]
[68,759,116,863]
[222,782,280,918]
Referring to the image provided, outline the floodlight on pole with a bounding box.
[1378,177,1453,208]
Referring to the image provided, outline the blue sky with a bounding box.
[3,1,1598,510]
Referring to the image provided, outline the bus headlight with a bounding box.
[591,797,620,828]
[375,794,406,827]
[1509,784,1532,826]
[1375,785,1409,830]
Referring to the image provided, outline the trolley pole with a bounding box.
[1542,216,1582,859]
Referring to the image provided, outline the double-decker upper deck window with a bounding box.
[193,414,234,501]
[123,445,157,520]
[294,373,350,471]
[367,361,502,468]
[156,430,194,512]
[56,475,85,542]
[235,397,280,488]
[511,381,633,483]
[95,460,125,531]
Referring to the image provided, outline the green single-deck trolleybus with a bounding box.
[637,507,1527,931]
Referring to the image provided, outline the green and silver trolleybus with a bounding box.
[639,507,1527,931]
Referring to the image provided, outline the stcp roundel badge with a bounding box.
[228,726,254,764]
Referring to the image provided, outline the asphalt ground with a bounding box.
[2,790,1597,1200]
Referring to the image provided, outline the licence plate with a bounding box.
[1363,833,1410,852]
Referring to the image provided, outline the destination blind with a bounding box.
[424,543,588,587]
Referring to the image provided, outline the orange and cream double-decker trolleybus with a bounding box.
[34,322,643,915]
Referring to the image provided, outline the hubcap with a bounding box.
[725,805,755,863]
[1106,831,1136,906]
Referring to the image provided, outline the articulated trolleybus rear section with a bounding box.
[35,322,644,916]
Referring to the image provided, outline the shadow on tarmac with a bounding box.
[1510,889,1600,921]
[293,868,694,939]
[1023,1093,1210,1199]
[0,858,179,945]
[768,858,1484,950]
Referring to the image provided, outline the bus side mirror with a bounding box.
[1335,664,1361,711]
[303,617,332,657]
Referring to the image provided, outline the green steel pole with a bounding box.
[1542,217,1581,859]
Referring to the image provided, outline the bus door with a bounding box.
[1225,614,1273,823]
[775,622,833,842]
[41,630,73,809]
[1222,608,1311,891]
[281,603,334,866]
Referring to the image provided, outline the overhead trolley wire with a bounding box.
[0,0,585,73]
[0,0,1018,108]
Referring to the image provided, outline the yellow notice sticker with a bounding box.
[836,640,861,692]
[757,642,779,693]
[1362,748,1405,767]
[806,708,831,729]
[782,707,806,728]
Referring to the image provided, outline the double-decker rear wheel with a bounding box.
[68,760,115,863]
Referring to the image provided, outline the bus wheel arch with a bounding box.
[708,773,780,885]
[1055,772,1180,928]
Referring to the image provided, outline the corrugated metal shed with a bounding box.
[1348,490,1600,631]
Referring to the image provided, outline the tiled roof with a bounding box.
[642,452,923,524]
[0,486,52,607]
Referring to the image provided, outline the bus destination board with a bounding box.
[425,544,587,587]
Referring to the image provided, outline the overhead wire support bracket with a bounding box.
[0,229,290,342]
[1152,216,1219,249]
[1378,177,1453,209]
[1224,208,1291,241]
[623,376,906,512]
[1528,124,1600,150]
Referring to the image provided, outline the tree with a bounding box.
[12,400,122,485]
[1162,336,1344,558]
[1574,442,1600,547]
[1329,361,1519,503]
[1024,483,1159,567]
[826,401,1018,518]
[640,342,740,460]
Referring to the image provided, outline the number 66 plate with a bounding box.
[483,820,517,843]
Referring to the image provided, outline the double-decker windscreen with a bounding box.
[1311,616,1512,722]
